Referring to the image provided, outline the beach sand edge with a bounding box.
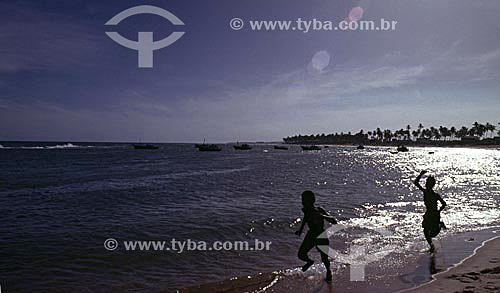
[401,236,500,293]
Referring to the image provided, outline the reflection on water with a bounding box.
[0,144,499,291]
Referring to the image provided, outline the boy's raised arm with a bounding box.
[414,170,427,192]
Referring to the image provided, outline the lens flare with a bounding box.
[311,50,331,71]
[348,6,364,22]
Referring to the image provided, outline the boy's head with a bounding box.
[425,176,436,190]
[301,190,316,207]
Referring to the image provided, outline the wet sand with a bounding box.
[403,236,500,293]
[172,230,500,293]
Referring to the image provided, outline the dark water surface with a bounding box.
[1,142,499,291]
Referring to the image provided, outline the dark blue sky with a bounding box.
[1,0,499,142]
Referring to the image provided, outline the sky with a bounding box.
[0,0,499,142]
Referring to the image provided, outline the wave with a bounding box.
[20,146,45,149]
[0,143,95,150]
[160,167,251,179]
[44,143,83,149]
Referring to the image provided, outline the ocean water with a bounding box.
[0,142,499,292]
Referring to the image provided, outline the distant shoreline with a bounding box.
[283,141,500,149]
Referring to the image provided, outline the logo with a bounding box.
[317,224,396,281]
[229,18,244,30]
[104,238,118,251]
[105,5,185,68]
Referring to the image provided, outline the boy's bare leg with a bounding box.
[424,229,435,252]
[298,237,315,271]
[319,250,332,282]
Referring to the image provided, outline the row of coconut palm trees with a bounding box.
[366,122,498,142]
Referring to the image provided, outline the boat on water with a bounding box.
[274,145,288,150]
[397,145,409,152]
[134,144,159,150]
[198,144,222,152]
[301,145,321,151]
[234,143,252,150]
[357,145,365,150]
[195,139,206,148]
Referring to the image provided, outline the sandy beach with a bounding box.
[403,236,500,293]
[173,231,500,293]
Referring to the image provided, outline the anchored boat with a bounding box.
[397,145,409,152]
[234,143,252,150]
[198,144,222,152]
[134,144,159,150]
[301,145,321,151]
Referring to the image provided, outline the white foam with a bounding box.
[15,143,93,149]
[45,143,80,149]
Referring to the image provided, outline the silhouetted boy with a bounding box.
[413,170,447,252]
[295,190,337,282]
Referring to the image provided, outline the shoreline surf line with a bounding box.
[170,228,500,293]
[398,232,500,292]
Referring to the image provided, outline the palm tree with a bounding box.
[412,130,419,140]
[383,129,393,142]
[416,123,424,139]
[396,128,404,140]
[376,128,383,141]
[485,122,495,138]
[450,126,457,140]
[473,121,480,133]
[479,123,486,138]
[430,127,437,140]
[439,126,449,141]
[421,128,431,139]
[472,122,486,138]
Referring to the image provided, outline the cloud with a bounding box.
[0,2,102,73]
[0,99,181,141]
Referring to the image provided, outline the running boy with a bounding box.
[295,190,337,282]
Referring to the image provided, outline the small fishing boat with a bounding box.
[134,144,159,150]
[198,144,222,152]
[274,145,288,150]
[234,143,252,150]
[357,145,365,150]
[397,145,409,152]
[195,139,206,148]
[301,145,321,151]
